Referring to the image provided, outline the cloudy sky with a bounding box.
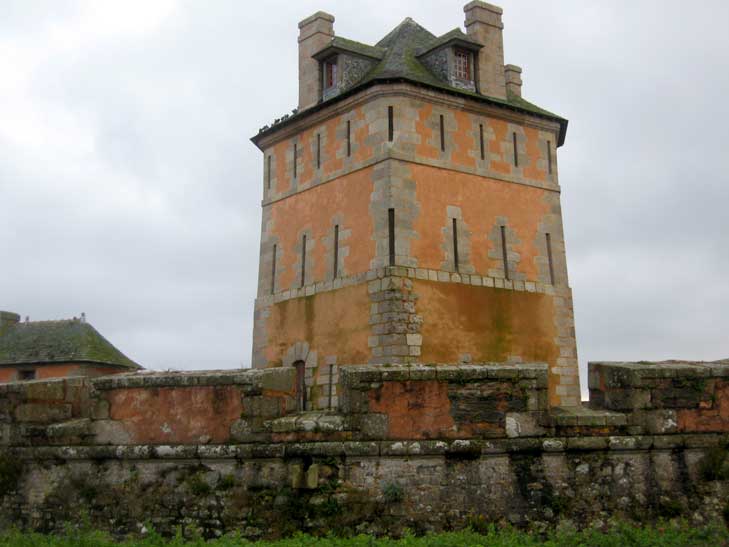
[2,0,728,397]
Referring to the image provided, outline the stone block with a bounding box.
[259,368,295,393]
[46,418,91,438]
[357,413,388,439]
[505,413,546,438]
[26,380,66,401]
[305,464,319,489]
[244,396,283,418]
[15,403,71,424]
[91,420,131,445]
[642,409,678,434]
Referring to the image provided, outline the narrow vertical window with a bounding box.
[388,208,395,266]
[452,218,459,272]
[439,114,445,152]
[323,57,337,91]
[316,134,321,169]
[500,225,509,280]
[266,155,272,189]
[546,233,555,285]
[547,140,553,175]
[512,132,518,167]
[293,143,298,178]
[388,106,394,142]
[271,244,277,294]
[300,234,307,287]
[346,120,351,157]
[333,224,339,279]
[479,123,485,160]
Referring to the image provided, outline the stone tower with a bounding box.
[251,2,580,408]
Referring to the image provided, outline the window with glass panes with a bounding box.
[454,49,470,80]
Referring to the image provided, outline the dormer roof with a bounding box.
[416,28,483,57]
[253,17,567,147]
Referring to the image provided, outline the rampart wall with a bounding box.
[1,360,729,538]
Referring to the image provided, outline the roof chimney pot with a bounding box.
[463,1,507,99]
[298,11,335,111]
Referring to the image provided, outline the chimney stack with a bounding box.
[504,64,522,97]
[463,1,506,100]
[0,311,20,331]
[298,11,335,112]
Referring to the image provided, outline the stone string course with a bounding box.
[2,361,729,538]
[256,265,568,308]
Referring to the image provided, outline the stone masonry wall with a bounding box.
[2,361,729,538]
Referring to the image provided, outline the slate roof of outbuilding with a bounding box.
[253,18,567,146]
[0,318,141,369]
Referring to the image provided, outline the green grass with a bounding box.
[0,521,727,547]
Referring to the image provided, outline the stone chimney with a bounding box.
[298,11,335,112]
[0,311,20,331]
[464,1,506,100]
[504,64,522,97]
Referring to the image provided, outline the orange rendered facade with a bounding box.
[251,6,580,407]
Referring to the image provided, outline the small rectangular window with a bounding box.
[333,224,339,279]
[388,208,395,266]
[452,218,459,272]
[300,234,307,287]
[479,123,485,160]
[512,132,518,167]
[454,49,471,80]
[323,58,337,89]
[316,133,321,169]
[546,233,555,285]
[271,244,277,294]
[439,114,445,152]
[293,143,298,179]
[388,106,394,142]
[547,140,553,175]
[346,120,351,157]
[500,225,509,280]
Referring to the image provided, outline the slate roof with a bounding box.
[253,18,567,146]
[314,36,385,61]
[0,318,141,369]
[415,27,482,56]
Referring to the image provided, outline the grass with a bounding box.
[0,521,727,547]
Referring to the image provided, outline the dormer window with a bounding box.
[323,57,338,90]
[454,49,471,81]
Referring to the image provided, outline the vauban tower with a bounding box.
[251,2,580,408]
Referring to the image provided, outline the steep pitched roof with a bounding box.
[415,28,482,56]
[313,36,385,61]
[253,18,567,146]
[0,318,141,369]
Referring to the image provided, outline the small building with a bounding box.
[0,311,141,382]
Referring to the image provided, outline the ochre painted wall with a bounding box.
[409,163,553,279]
[264,283,371,366]
[415,279,558,366]
[269,166,376,290]
[107,386,244,444]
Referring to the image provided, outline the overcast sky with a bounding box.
[2,0,728,397]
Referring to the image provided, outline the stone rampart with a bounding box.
[1,361,729,538]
